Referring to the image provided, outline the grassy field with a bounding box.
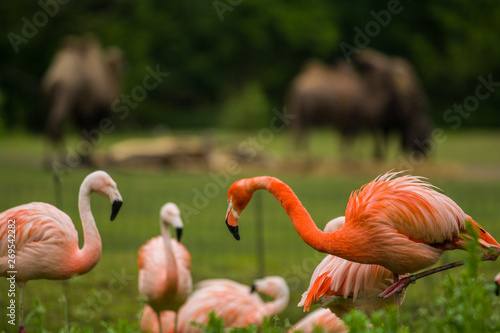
[0,129,500,332]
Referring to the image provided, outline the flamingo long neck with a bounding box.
[248,177,348,256]
[160,221,178,293]
[261,290,290,317]
[73,182,102,275]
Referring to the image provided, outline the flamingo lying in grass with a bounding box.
[290,308,348,333]
[299,216,406,316]
[224,172,500,298]
[138,203,192,333]
[174,276,289,332]
[0,170,123,333]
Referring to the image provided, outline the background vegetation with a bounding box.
[1,0,500,332]
[1,0,500,132]
[0,130,500,332]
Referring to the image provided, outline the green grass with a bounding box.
[0,129,500,332]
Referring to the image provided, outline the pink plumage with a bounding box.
[299,217,405,315]
[138,203,192,333]
[290,308,347,333]
[0,170,123,333]
[172,276,289,332]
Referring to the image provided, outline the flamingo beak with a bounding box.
[111,199,123,221]
[225,205,240,241]
[250,283,256,293]
[176,228,183,242]
[496,281,500,296]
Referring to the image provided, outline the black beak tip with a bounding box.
[111,200,123,221]
[176,228,183,242]
[226,221,240,241]
[250,283,256,293]
[495,283,500,296]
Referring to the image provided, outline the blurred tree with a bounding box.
[0,0,499,132]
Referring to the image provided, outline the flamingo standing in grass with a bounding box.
[224,172,500,298]
[174,276,289,332]
[138,203,192,333]
[298,216,406,317]
[0,170,123,333]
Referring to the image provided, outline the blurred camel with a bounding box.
[288,49,430,160]
[42,34,124,165]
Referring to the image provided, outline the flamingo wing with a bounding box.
[0,203,78,278]
[299,254,393,312]
[346,173,467,245]
[137,237,192,308]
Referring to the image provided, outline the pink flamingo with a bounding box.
[138,203,192,333]
[494,272,500,296]
[140,277,289,333]
[0,170,123,333]
[174,276,289,332]
[290,308,348,333]
[298,217,405,316]
[224,172,500,298]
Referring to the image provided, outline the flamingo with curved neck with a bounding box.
[225,172,500,297]
[138,203,192,333]
[175,276,289,332]
[0,170,123,333]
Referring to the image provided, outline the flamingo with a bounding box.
[0,170,123,333]
[173,276,289,332]
[138,202,192,333]
[298,217,406,317]
[494,272,500,296]
[290,308,348,333]
[224,172,500,297]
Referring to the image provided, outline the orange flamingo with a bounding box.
[174,276,289,332]
[0,170,123,333]
[299,216,405,316]
[138,203,192,333]
[225,172,500,297]
[290,308,348,333]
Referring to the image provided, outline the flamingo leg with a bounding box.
[18,284,26,333]
[393,273,401,327]
[379,260,465,298]
[157,311,163,333]
[380,252,499,298]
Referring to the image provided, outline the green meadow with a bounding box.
[0,129,500,332]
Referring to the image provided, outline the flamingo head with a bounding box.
[160,202,183,241]
[457,219,500,258]
[86,170,123,221]
[226,179,254,241]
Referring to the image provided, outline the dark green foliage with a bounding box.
[1,1,500,132]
